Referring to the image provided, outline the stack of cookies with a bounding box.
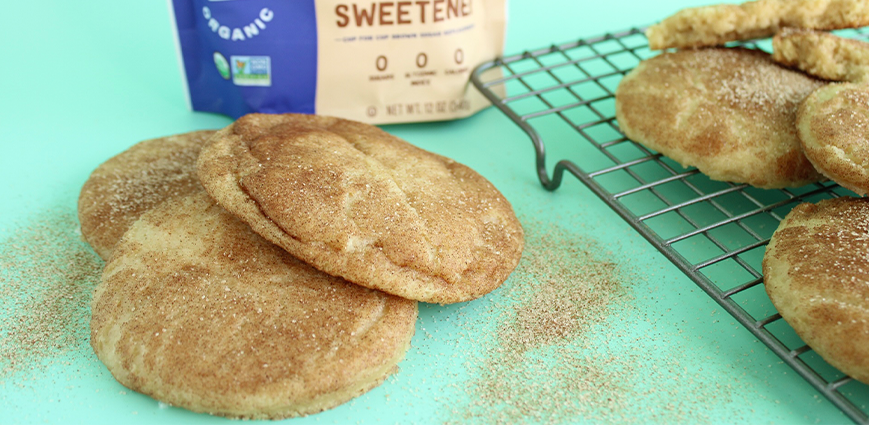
[78,113,524,419]
[615,0,869,387]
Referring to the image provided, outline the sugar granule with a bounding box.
[0,207,103,379]
[443,218,742,424]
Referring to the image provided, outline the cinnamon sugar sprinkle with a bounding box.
[0,207,102,379]
[441,217,747,424]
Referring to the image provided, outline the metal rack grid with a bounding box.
[471,27,869,423]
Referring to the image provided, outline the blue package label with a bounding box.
[168,0,506,123]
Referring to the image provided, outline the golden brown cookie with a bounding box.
[78,130,215,260]
[763,197,869,384]
[615,48,825,189]
[797,82,869,195]
[196,113,524,304]
[90,192,417,419]
[773,28,869,83]
[646,0,869,50]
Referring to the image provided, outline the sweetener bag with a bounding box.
[168,0,506,124]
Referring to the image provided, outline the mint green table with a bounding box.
[0,1,853,423]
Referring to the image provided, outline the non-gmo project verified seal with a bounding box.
[231,56,271,86]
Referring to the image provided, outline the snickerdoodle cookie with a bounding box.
[763,196,869,384]
[798,82,869,194]
[196,113,524,304]
[615,48,825,188]
[90,192,417,419]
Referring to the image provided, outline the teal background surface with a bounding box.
[0,0,855,423]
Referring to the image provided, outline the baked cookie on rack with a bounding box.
[763,196,869,385]
[78,130,215,260]
[646,0,869,50]
[615,47,825,189]
[196,113,524,304]
[90,191,417,419]
[798,82,869,195]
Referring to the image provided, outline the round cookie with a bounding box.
[78,130,215,260]
[90,192,418,419]
[646,0,869,50]
[763,197,869,384]
[797,82,869,195]
[196,113,524,304]
[615,47,825,189]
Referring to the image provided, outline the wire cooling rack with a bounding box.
[471,27,869,423]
